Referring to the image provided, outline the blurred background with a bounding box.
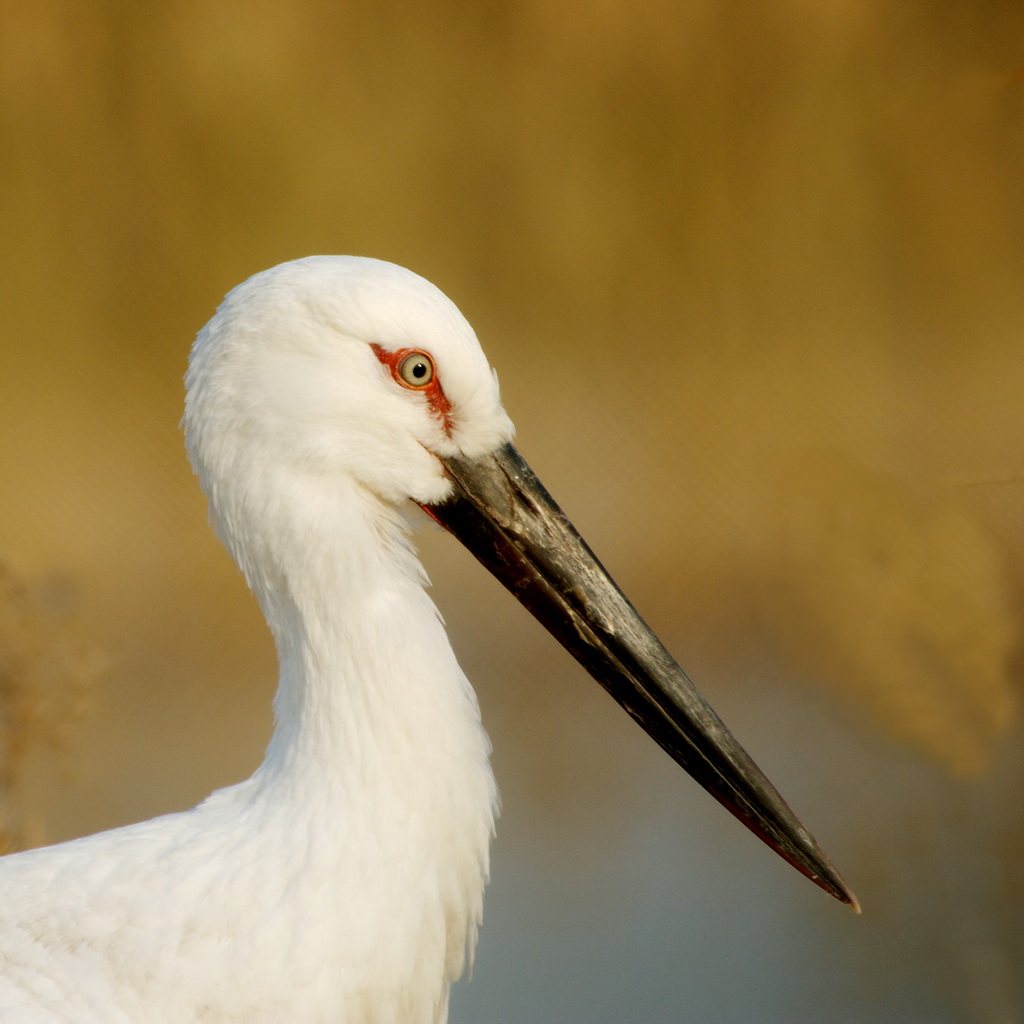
[1,1,1023,1020]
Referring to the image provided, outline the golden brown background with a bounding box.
[2,2,1023,1021]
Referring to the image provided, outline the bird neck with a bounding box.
[242,481,491,803]
[218,478,495,1002]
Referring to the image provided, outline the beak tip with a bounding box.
[806,849,860,914]
[813,863,860,914]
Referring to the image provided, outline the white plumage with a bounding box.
[0,256,855,1023]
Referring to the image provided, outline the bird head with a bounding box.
[185,256,514,513]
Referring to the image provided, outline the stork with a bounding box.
[0,257,857,1023]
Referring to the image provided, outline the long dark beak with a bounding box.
[422,442,858,912]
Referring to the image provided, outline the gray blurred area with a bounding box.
[1,3,1022,1021]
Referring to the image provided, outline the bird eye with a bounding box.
[397,351,435,388]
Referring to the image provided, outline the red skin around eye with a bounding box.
[370,344,453,436]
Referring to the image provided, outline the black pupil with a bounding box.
[411,361,427,379]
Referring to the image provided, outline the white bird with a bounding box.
[0,257,857,1023]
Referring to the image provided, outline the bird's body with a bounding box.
[0,257,855,1022]
[2,504,492,1023]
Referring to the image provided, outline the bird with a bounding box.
[0,256,857,1023]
